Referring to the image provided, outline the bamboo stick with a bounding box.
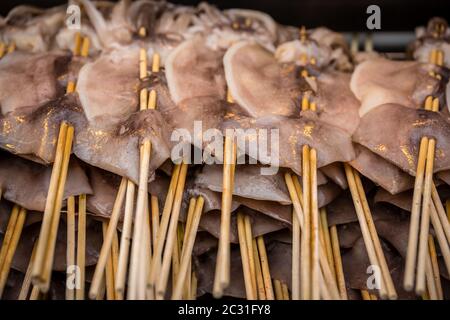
[320,209,336,278]
[115,180,135,298]
[253,239,266,299]
[32,123,68,285]
[301,145,311,300]
[103,222,115,300]
[281,282,290,300]
[428,235,443,299]
[0,207,27,297]
[431,184,450,243]
[353,171,397,299]
[344,164,388,299]
[425,250,438,300]
[292,207,301,300]
[40,125,74,292]
[274,279,283,300]
[172,197,205,300]
[310,148,320,300]
[18,242,38,300]
[416,138,436,294]
[257,236,274,300]
[243,215,257,299]
[0,205,20,271]
[361,290,371,300]
[330,225,348,299]
[214,134,236,297]
[89,178,127,299]
[0,42,5,59]
[128,140,152,299]
[66,196,76,300]
[181,198,197,299]
[156,163,188,299]
[428,202,450,279]
[148,164,182,291]
[404,136,429,290]
[76,194,86,300]
[236,212,256,300]
[151,195,160,253]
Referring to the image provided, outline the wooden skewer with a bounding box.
[428,201,450,278]
[103,222,115,300]
[7,42,15,54]
[320,209,336,278]
[29,285,40,300]
[171,224,181,294]
[431,184,450,244]
[96,275,106,300]
[292,207,301,300]
[155,163,188,299]
[0,207,27,297]
[256,236,274,300]
[172,197,204,299]
[76,194,86,300]
[253,238,266,299]
[293,175,340,300]
[446,200,450,220]
[353,171,397,299]
[115,180,135,298]
[416,137,436,294]
[191,271,198,300]
[344,164,388,299]
[428,235,443,299]
[361,289,371,300]
[330,225,348,300]
[301,145,311,300]
[128,142,152,299]
[18,242,38,300]
[274,279,283,300]
[142,193,153,299]
[148,164,182,291]
[236,212,256,300]
[0,42,6,59]
[151,195,160,254]
[425,250,438,300]
[66,32,83,93]
[40,125,74,292]
[243,215,257,299]
[0,205,20,271]
[310,148,320,300]
[405,136,429,290]
[281,282,290,300]
[111,227,119,297]
[214,133,236,298]
[287,172,340,299]
[32,122,69,286]
[66,196,76,300]
[89,178,127,299]
[181,198,197,299]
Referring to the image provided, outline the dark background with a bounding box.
[1,0,450,32]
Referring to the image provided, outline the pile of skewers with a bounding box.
[0,1,449,300]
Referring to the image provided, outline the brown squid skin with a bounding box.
[0,152,92,212]
[350,144,415,195]
[0,93,173,184]
[0,51,70,116]
[353,103,450,176]
[222,113,355,176]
